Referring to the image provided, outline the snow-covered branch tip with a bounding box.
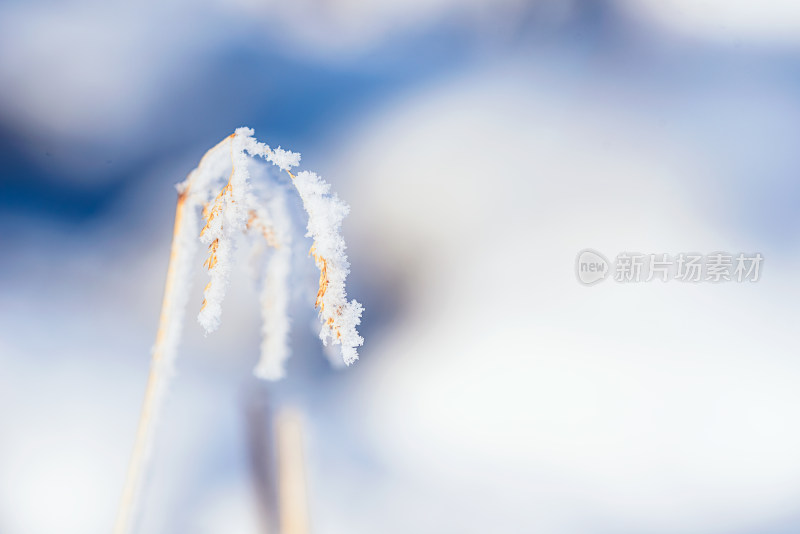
[178,127,364,376]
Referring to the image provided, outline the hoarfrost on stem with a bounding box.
[294,170,364,364]
[176,127,363,372]
[115,127,357,534]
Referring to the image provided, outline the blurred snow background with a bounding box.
[2,1,800,533]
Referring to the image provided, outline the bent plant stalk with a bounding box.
[113,189,192,534]
[112,128,364,534]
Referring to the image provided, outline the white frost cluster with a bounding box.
[248,182,293,380]
[268,147,302,171]
[294,171,364,364]
[173,127,363,377]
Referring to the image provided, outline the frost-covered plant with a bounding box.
[113,127,363,534]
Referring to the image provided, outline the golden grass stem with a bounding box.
[113,135,320,534]
[113,189,190,534]
[276,410,311,534]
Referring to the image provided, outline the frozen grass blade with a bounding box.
[113,184,198,534]
[113,129,363,534]
[276,410,310,534]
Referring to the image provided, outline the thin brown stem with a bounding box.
[276,410,310,534]
[113,189,191,534]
